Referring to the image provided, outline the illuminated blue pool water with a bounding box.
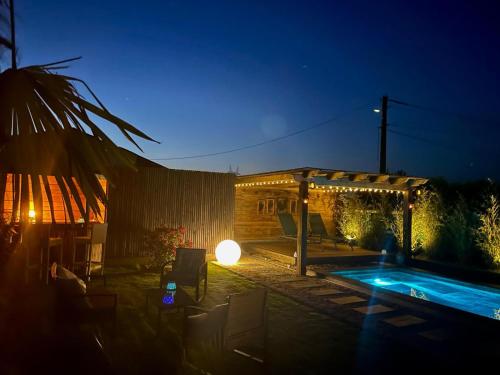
[332,267,500,320]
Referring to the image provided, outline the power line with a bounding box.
[150,103,371,161]
[388,129,456,150]
[390,122,455,134]
[387,129,485,168]
[389,99,500,126]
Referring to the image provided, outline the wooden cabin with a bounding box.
[234,173,335,241]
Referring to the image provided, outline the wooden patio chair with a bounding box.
[160,248,208,303]
[73,223,108,283]
[183,288,268,366]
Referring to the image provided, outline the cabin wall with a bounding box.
[235,187,335,241]
[106,167,235,257]
[235,188,297,240]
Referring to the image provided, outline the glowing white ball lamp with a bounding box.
[215,240,241,265]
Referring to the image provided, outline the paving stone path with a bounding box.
[216,255,500,364]
[213,255,470,349]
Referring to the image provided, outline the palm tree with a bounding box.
[0,0,156,224]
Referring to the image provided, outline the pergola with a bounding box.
[236,167,428,275]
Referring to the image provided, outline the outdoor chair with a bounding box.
[308,213,328,241]
[72,223,108,282]
[160,248,208,303]
[278,213,297,240]
[278,212,321,243]
[183,288,268,366]
[50,263,117,335]
[308,213,353,250]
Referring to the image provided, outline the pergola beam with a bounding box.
[407,178,427,187]
[369,175,390,183]
[389,176,410,185]
[326,171,345,180]
[349,173,369,182]
[301,169,317,179]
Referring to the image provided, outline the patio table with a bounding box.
[145,287,196,335]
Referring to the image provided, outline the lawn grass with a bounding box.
[1,257,494,373]
[102,262,446,374]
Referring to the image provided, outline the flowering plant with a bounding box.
[144,225,193,270]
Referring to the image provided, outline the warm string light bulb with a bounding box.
[235,179,406,195]
[235,179,295,187]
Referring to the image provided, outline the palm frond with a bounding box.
[0,62,157,223]
[0,0,12,66]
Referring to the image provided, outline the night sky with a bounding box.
[10,0,500,180]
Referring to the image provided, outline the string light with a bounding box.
[235,179,296,187]
[235,179,406,194]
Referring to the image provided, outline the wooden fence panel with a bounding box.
[106,167,235,257]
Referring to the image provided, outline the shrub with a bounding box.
[475,195,500,267]
[362,212,388,250]
[144,225,193,270]
[392,189,442,254]
[438,196,471,263]
[336,194,372,247]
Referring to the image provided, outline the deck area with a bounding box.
[241,238,384,265]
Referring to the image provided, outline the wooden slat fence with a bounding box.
[106,167,235,257]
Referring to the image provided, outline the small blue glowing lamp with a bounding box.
[162,292,175,305]
[166,281,177,292]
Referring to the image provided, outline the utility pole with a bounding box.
[379,95,388,174]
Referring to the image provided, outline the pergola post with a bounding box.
[402,189,413,263]
[297,180,308,275]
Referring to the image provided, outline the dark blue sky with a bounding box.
[11,0,500,180]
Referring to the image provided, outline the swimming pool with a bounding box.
[332,267,500,320]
